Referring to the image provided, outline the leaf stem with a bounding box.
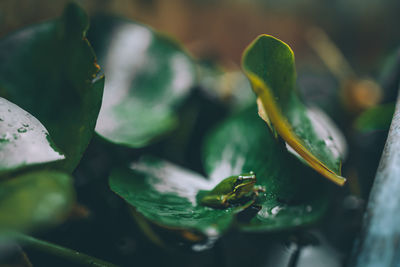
[287,244,301,267]
[14,233,119,267]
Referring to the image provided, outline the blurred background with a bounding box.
[2,0,399,202]
[1,1,399,266]
[1,0,400,71]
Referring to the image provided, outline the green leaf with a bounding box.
[242,35,346,185]
[355,103,395,132]
[88,16,196,148]
[0,170,75,232]
[109,106,329,240]
[109,157,252,240]
[0,98,64,174]
[203,106,330,232]
[0,3,104,172]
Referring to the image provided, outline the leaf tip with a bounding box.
[62,2,89,37]
[241,34,295,70]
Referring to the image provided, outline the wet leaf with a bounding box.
[88,15,196,148]
[0,170,75,232]
[0,3,104,172]
[203,106,330,231]
[109,157,252,242]
[242,35,346,185]
[109,106,329,242]
[0,98,64,174]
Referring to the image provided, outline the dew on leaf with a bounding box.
[271,206,283,215]
[17,127,27,133]
[0,133,11,142]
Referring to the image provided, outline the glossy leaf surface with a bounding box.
[242,35,346,185]
[203,107,329,231]
[0,3,104,171]
[110,107,329,239]
[109,157,252,239]
[88,16,196,147]
[0,170,75,232]
[0,98,64,173]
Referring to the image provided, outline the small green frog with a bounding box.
[200,171,265,209]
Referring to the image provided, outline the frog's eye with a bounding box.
[240,172,256,180]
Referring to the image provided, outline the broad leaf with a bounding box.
[242,35,346,185]
[0,170,75,232]
[0,98,64,174]
[355,103,395,132]
[109,106,329,242]
[88,16,196,148]
[0,3,104,171]
[203,106,330,231]
[109,157,252,241]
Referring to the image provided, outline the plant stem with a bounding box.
[14,233,119,267]
[287,244,301,267]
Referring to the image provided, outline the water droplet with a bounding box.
[17,127,27,133]
[22,123,29,127]
[0,133,11,142]
[7,109,11,112]
[257,206,270,219]
[271,206,282,215]
[13,133,19,140]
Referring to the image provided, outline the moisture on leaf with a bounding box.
[109,157,252,247]
[0,3,104,172]
[242,34,347,185]
[0,97,64,174]
[109,106,330,244]
[203,106,330,232]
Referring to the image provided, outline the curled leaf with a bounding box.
[242,35,346,185]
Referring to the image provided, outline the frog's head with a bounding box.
[233,171,257,196]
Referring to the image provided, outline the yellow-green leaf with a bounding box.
[242,35,346,185]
